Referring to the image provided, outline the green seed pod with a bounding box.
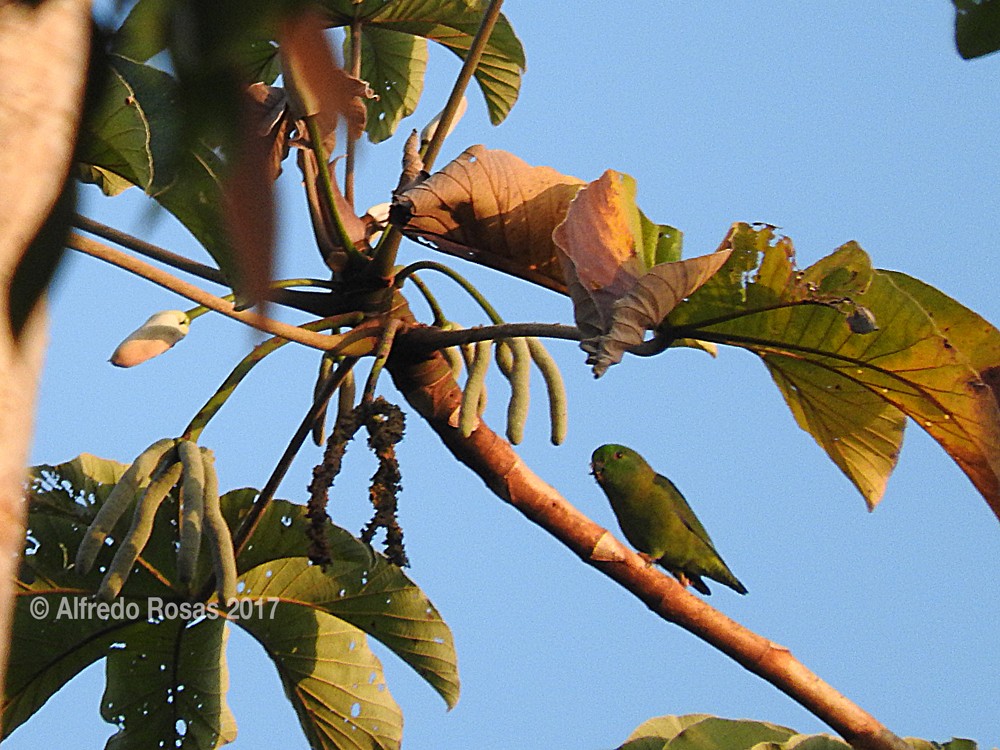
[459,340,491,438]
[176,440,206,586]
[505,338,531,445]
[495,340,515,378]
[441,345,464,381]
[200,448,238,605]
[97,460,184,602]
[527,337,568,445]
[76,437,177,575]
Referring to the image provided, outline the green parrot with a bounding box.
[590,444,747,595]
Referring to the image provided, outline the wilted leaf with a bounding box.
[281,10,372,144]
[953,0,1000,59]
[393,145,585,291]
[551,170,718,375]
[664,223,1000,515]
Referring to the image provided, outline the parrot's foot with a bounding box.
[637,552,656,567]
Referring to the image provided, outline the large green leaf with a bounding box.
[6,453,459,749]
[102,618,237,750]
[664,223,1000,515]
[76,55,237,287]
[354,27,427,143]
[953,0,1000,59]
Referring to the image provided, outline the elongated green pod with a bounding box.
[176,440,206,586]
[75,437,177,575]
[97,460,184,601]
[505,337,531,445]
[336,368,356,424]
[442,344,463,381]
[527,337,568,445]
[312,353,335,446]
[200,448,238,605]
[495,340,515,378]
[459,340,491,438]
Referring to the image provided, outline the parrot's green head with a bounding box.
[590,444,652,491]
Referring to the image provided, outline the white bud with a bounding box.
[110,310,191,368]
[420,96,468,145]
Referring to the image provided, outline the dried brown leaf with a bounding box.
[393,145,585,292]
[587,251,733,375]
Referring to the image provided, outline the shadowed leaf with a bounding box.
[953,0,1000,59]
[8,454,459,747]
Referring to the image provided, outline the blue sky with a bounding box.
[12,3,1000,749]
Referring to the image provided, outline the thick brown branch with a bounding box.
[386,344,910,750]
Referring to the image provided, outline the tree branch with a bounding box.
[386,343,910,750]
[66,232,353,352]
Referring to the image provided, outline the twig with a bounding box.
[66,232,350,351]
[368,0,506,282]
[73,214,228,286]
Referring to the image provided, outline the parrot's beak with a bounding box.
[590,460,603,480]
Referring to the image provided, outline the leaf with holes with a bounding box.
[7,454,459,749]
[662,223,1000,515]
[393,145,585,291]
[354,26,428,143]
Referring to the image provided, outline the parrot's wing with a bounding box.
[653,473,721,553]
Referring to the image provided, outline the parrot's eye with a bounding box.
[614,451,623,460]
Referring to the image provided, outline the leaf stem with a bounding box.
[361,317,401,402]
[406,273,448,325]
[67,232,349,351]
[73,213,227,286]
[344,20,363,208]
[181,314,364,442]
[304,115,365,265]
[396,260,505,324]
[366,0,506,283]
[401,322,581,351]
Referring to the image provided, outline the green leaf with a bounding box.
[223,493,461,709]
[665,223,1000,515]
[7,454,459,748]
[102,618,237,750]
[354,27,427,143]
[619,715,796,750]
[76,55,238,288]
[953,0,1000,59]
[324,0,526,126]
[235,601,402,750]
